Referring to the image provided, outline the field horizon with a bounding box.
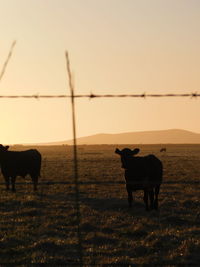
[10,128,200,146]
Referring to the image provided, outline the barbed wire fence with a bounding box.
[0,92,200,99]
[1,43,200,266]
[0,41,16,83]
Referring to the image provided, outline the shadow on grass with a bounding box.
[81,196,146,212]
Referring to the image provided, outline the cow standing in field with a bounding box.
[115,148,163,211]
[0,144,41,192]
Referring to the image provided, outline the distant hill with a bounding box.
[35,129,200,145]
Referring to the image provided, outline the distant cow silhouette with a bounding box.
[115,148,163,210]
[160,148,166,152]
[0,144,41,192]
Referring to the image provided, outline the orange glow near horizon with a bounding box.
[1,0,200,144]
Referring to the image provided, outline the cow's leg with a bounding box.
[154,185,160,210]
[4,176,10,190]
[126,184,133,207]
[126,185,133,207]
[127,190,133,207]
[31,175,38,191]
[143,190,149,211]
[149,189,154,210]
[11,176,16,192]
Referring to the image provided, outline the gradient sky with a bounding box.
[0,0,200,144]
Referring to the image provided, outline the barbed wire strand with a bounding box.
[0,41,16,83]
[0,92,199,99]
[0,181,198,185]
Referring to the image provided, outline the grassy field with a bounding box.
[0,144,200,265]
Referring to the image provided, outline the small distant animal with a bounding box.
[0,144,41,192]
[160,148,166,152]
[115,148,163,211]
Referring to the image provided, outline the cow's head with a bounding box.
[115,148,140,168]
[0,144,9,152]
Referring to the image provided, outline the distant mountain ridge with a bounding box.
[35,129,200,145]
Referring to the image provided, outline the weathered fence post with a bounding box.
[65,51,83,266]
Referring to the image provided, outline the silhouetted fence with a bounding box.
[1,47,200,266]
[0,180,199,186]
[0,92,200,98]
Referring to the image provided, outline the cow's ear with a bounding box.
[115,148,121,155]
[132,148,140,155]
[5,146,9,150]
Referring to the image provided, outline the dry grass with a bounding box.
[0,144,200,265]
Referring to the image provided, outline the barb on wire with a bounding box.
[0,41,16,83]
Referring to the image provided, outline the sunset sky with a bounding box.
[0,0,200,144]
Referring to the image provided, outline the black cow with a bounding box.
[115,148,163,210]
[0,144,41,192]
